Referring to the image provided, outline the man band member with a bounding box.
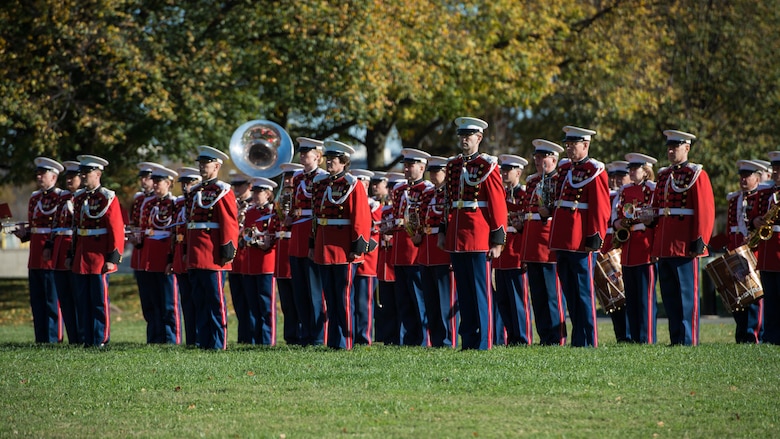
[69,155,125,347]
[603,160,630,343]
[15,157,64,343]
[393,148,433,346]
[725,159,765,343]
[374,171,404,345]
[288,137,327,346]
[417,156,458,348]
[52,160,82,344]
[229,171,253,344]
[439,117,508,350]
[754,151,780,344]
[166,167,202,345]
[186,145,239,350]
[614,153,658,343]
[129,162,156,319]
[522,139,567,346]
[139,165,181,344]
[350,169,379,346]
[549,126,611,348]
[493,154,532,346]
[648,130,715,346]
[311,140,373,349]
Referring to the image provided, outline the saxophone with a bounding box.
[747,203,780,248]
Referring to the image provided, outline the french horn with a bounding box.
[229,119,293,178]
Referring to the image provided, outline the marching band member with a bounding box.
[186,145,239,350]
[139,166,181,344]
[521,139,567,346]
[614,153,658,343]
[69,155,125,347]
[648,130,715,346]
[166,167,202,345]
[310,140,372,349]
[351,169,380,345]
[288,137,328,346]
[128,162,156,318]
[393,148,433,346]
[416,156,458,348]
[603,160,630,343]
[242,177,279,345]
[15,157,64,343]
[754,151,780,344]
[548,126,611,347]
[725,160,765,343]
[272,162,304,345]
[228,171,253,344]
[439,117,508,350]
[374,171,404,345]
[51,161,81,343]
[493,154,532,346]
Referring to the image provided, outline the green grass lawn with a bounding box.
[1,275,778,438]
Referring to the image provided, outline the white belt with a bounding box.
[53,228,73,236]
[299,209,313,217]
[659,208,695,216]
[30,227,52,234]
[630,224,646,232]
[425,226,440,235]
[524,213,542,221]
[729,226,740,233]
[275,231,292,239]
[145,229,171,239]
[773,226,780,233]
[317,218,351,226]
[451,201,487,209]
[78,228,107,236]
[606,227,614,234]
[188,222,220,229]
[394,219,405,226]
[557,200,588,209]
[507,226,518,233]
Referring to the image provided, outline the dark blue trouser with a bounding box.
[374,281,399,344]
[276,278,300,345]
[420,264,458,348]
[189,269,228,350]
[28,269,61,343]
[289,256,325,346]
[54,270,79,344]
[353,275,375,345]
[760,271,780,344]
[556,251,598,347]
[494,268,531,346]
[319,263,357,349]
[451,252,492,350]
[74,273,111,347]
[228,273,251,344]
[623,263,657,343]
[243,274,276,345]
[527,262,567,345]
[394,265,428,346]
[176,272,197,346]
[657,257,700,345]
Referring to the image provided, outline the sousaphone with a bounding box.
[229,119,293,178]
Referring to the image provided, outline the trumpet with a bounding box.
[404,202,421,236]
[747,203,780,248]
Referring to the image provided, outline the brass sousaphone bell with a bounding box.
[229,119,294,178]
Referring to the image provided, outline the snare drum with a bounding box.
[704,244,764,313]
[594,248,626,314]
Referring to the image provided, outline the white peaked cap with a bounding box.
[34,157,64,174]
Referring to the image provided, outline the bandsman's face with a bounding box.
[65,173,82,192]
[326,155,346,175]
[153,177,171,197]
[403,161,425,181]
[628,166,647,184]
[428,169,445,186]
[299,149,322,169]
[501,166,521,185]
[739,171,760,192]
[198,160,220,179]
[667,143,690,165]
[371,180,387,197]
[533,152,556,174]
[458,132,482,156]
[564,140,588,162]
[35,169,57,189]
[139,175,154,192]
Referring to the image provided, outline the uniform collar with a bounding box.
[671,161,688,170]
[410,178,423,186]
[572,156,589,167]
[463,152,479,161]
[329,170,347,181]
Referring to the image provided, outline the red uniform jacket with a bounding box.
[270,211,293,279]
[494,183,526,270]
[71,186,125,274]
[443,153,508,252]
[377,205,396,282]
[549,158,611,252]
[52,190,75,271]
[171,195,189,275]
[614,181,656,266]
[232,196,253,275]
[24,186,61,270]
[357,197,382,277]
[185,179,239,271]
[242,203,276,275]
[754,185,780,271]
[519,172,558,263]
[391,179,432,266]
[416,185,450,266]
[139,192,176,272]
[288,168,327,258]
[311,172,372,265]
[651,162,715,258]
[726,189,762,252]
[601,190,619,253]
[129,191,153,270]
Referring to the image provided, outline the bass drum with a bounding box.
[704,244,763,313]
[594,248,626,314]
